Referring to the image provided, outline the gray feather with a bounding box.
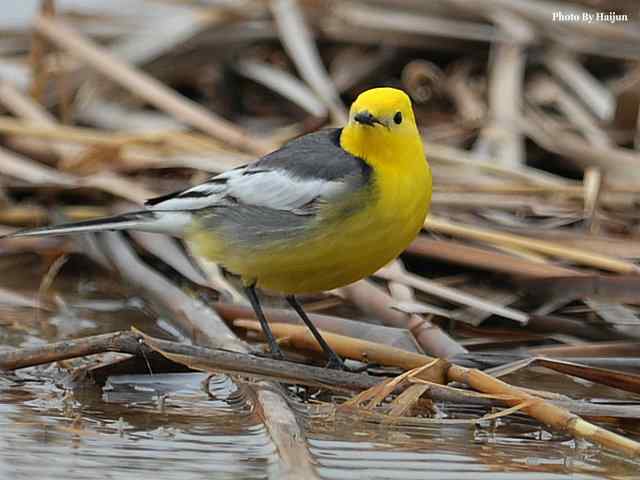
[251,129,371,181]
[2,210,191,239]
[145,129,371,213]
[195,204,313,250]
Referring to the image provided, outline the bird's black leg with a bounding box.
[286,295,346,370]
[245,285,284,360]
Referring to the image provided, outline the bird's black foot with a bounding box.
[245,284,287,362]
[254,344,286,361]
[271,350,286,361]
[325,355,347,370]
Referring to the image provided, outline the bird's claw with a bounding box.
[255,347,286,362]
[325,356,346,370]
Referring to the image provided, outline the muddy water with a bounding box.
[0,256,638,479]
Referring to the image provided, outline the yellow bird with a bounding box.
[2,87,432,369]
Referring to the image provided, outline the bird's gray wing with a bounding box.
[145,129,371,215]
[2,130,369,241]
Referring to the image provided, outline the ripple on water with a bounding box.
[293,399,637,480]
[0,371,278,480]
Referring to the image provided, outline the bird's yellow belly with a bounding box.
[256,211,422,293]
[189,170,430,294]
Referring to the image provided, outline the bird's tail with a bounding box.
[1,210,192,239]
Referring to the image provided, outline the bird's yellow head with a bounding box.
[348,87,416,131]
[340,87,425,167]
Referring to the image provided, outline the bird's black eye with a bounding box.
[393,111,403,124]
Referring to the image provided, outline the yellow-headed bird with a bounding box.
[2,88,432,369]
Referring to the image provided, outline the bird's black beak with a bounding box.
[354,110,382,126]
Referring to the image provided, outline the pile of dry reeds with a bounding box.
[1,0,640,467]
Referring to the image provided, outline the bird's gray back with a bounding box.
[145,129,371,214]
[251,128,370,182]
